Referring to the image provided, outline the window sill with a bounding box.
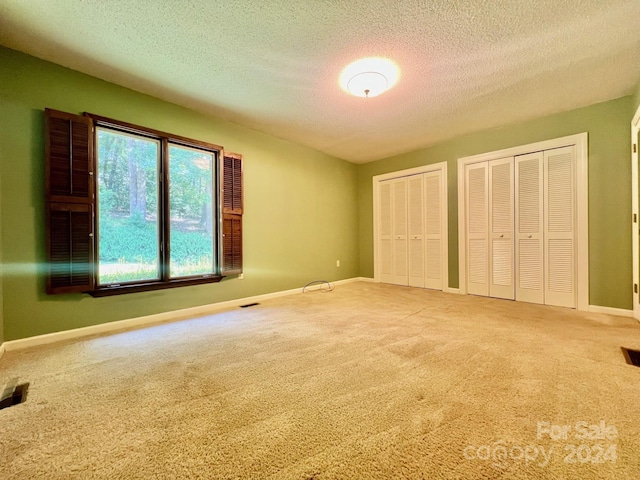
[88,276,224,297]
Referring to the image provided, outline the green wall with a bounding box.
[0,46,636,342]
[0,47,359,341]
[0,100,4,346]
[358,96,633,310]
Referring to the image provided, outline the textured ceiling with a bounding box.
[1,1,640,163]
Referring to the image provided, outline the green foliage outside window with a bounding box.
[97,129,215,284]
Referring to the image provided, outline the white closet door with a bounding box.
[544,146,576,308]
[379,180,393,284]
[515,152,544,304]
[489,157,515,299]
[392,178,408,285]
[425,170,443,290]
[466,162,489,296]
[407,175,425,287]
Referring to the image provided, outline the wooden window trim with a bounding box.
[89,275,223,297]
[85,113,223,152]
[46,109,243,296]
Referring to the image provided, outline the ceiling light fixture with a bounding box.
[339,57,399,98]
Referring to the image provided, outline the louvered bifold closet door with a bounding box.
[424,170,443,290]
[407,175,425,287]
[466,162,489,296]
[45,109,95,294]
[379,180,393,283]
[489,157,515,300]
[392,178,408,285]
[515,152,544,304]
[221,153,243,275]
[544,146,576,308]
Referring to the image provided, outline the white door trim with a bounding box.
[373,162,449,291]
[631,105,640,320]
[457,133,589,310]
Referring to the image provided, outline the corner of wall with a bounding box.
[0,47,362,341]
[0,97,4,348]
[357,97,632,309]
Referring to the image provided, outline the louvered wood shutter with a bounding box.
[221,153,243,274]
[45,109,95,293]
[46,203,93,293]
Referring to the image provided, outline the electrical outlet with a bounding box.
[336,260,340,267]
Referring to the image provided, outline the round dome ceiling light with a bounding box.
[339,57,399,98]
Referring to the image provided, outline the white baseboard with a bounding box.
[367,278,456,293]
[357,277,376,283]
[7,280,631,353]
[588,305,634,318]
[0,342,5,360]
[2,277,370,352]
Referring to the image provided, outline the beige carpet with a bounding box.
[1,282,640,479]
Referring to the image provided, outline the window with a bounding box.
[96,128,161,285]
[167,144,216,278]
[45,109,243,296]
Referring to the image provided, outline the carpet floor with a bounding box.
[1,282,640,479]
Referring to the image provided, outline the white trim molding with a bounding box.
[457,133,589,310]
[372,161,449,290]
[2,277,370,352]
[446,288,460,295]
[631,104,640,321]
[588,305,633,318]
[0,342,5,360]
[356,277,376,283]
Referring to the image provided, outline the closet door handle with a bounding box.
[499,234,504,238]
[527,234,532,239]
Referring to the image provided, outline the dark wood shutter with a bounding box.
[45,109,95,293]
[221,153,243,274]
[46,203,94,293]
[223,154,243,214]
[222,214,242,273]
